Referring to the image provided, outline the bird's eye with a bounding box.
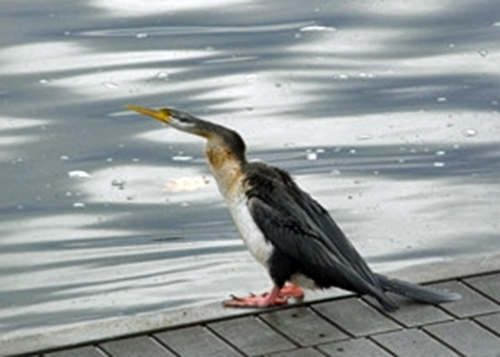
[174,116,194,128]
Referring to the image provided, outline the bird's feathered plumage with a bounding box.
[244,161,459,311]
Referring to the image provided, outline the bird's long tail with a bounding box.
[376,274,462,305]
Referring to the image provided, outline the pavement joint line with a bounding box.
[422,320,471,357]
[473,312,500,337]
[255,314,302,348]
[365,334,398,357]
[308,305,356,339]
[148,335,178,357]
[203,322,246,357]
[459,276,499,304]
[418,326,462,357]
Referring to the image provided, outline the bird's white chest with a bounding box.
[207,156,273,267]
[226,192,273,267]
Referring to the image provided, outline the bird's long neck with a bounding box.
[204,134,247,201]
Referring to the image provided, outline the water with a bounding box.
[1,0,499,341]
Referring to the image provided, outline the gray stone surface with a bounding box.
[372,328,458,357]
[44,346,106,357]
[375,296,454,328]
[260,306,348,346]
[267,347,325,357]
[208,316,296,356]
[100,336,175,357]
[464,272,500,303]
[430,280,499,318]
[317,338,392,357]
[155,325,241,357]
[475,312,500,335]
[424,319,500,357]
[313,297,401,337]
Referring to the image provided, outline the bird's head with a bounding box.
[125,104,209,137]
[126,104,247,165]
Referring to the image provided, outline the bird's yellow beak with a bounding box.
[125,104,171,124]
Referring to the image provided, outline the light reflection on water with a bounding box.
[0,0,499,341]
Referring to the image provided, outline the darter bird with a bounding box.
[126,104,461,311]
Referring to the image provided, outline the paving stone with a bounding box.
[44,346,106,357]
[429,281,499,318]
[208,316,295,356]
[155,325,241,357]
[100,336,175,357]
[317,338,392,357]
[266,347,325,357]
[475,312,500,335]
[424,319,500,357]
[260,306,348,346]
[372,328,458,357]
[312,297,401,337]
[372,296,454,328]
[464,272,500,303]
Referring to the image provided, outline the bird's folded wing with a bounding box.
[291,188,380,287]
[248,196,384,296]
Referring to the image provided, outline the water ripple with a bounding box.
[77,21,316,38]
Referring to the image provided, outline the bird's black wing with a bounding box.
[247,193,397,311]
[244,163,396,310]
[245,163,380,286]
[290,181,381,287]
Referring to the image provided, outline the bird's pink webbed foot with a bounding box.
[223,284,305,308]
[278,283,305,299]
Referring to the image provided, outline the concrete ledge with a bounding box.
[389,253,500,283]
[2,253,499,357]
